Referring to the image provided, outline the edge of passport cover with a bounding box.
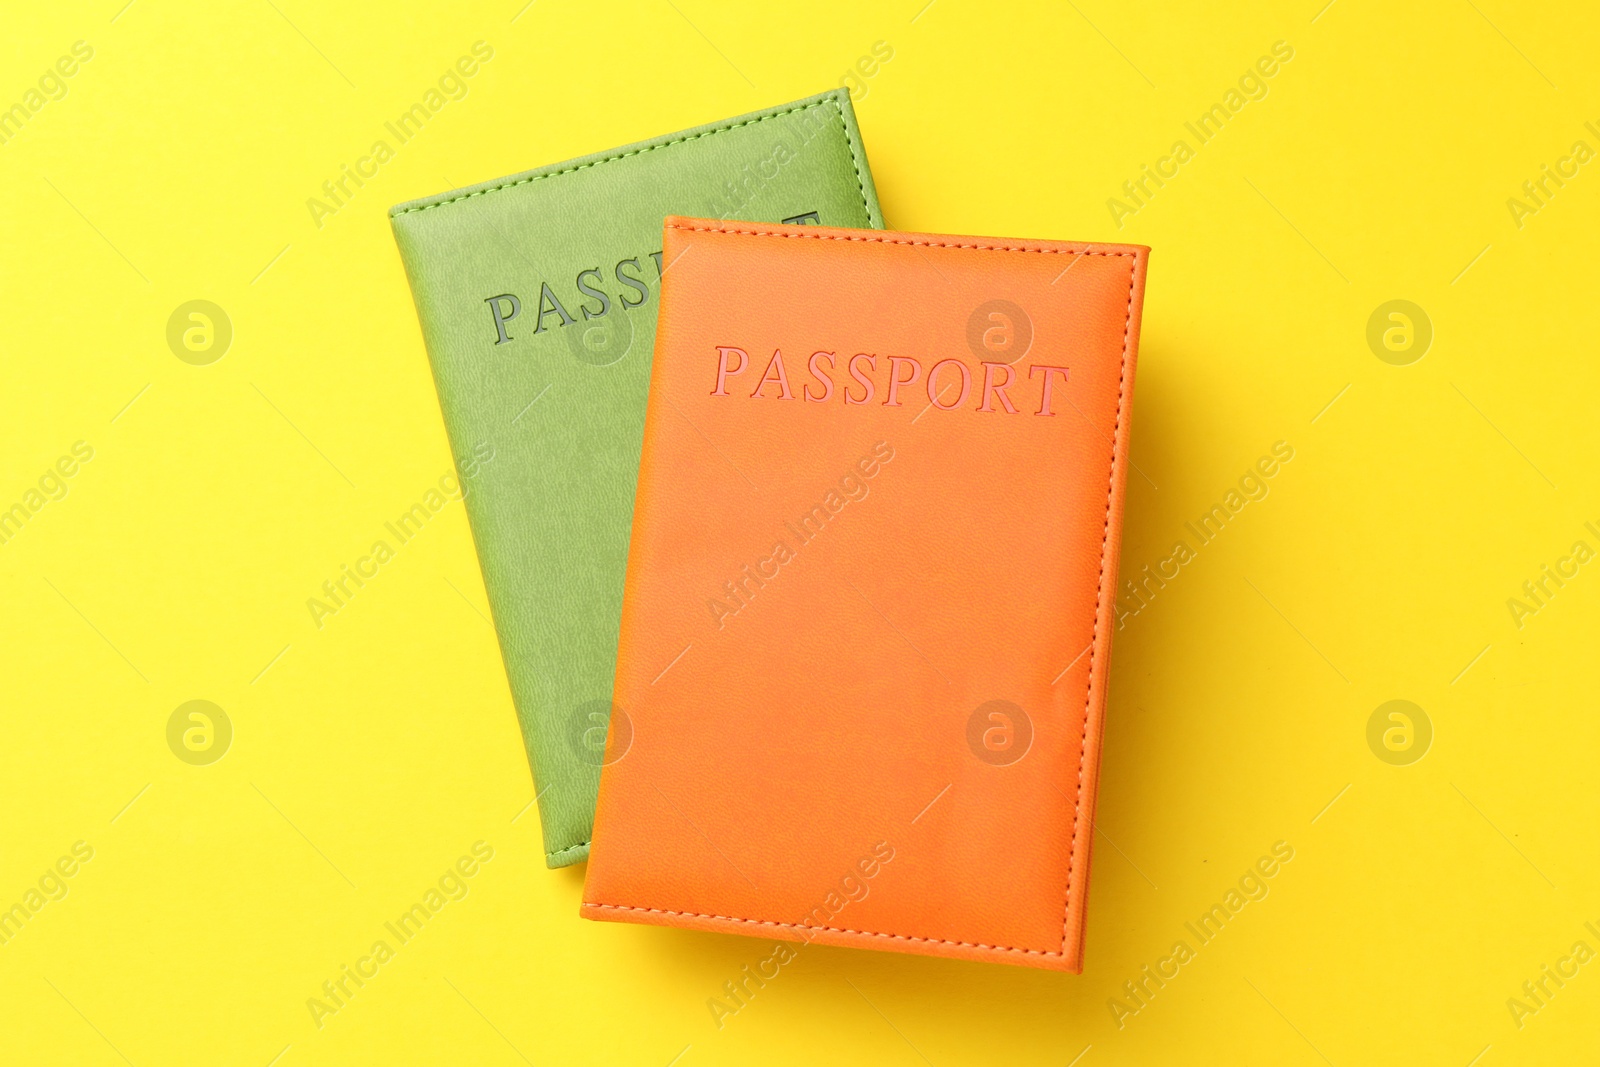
[581,218,1148,970]
[388,92,883,867]
[390,89,881,222]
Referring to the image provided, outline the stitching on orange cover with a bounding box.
[665,223,1139,258]
[581,902,1065,957]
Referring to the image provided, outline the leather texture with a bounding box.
[582,218,1148,970]
[389,91,883,867]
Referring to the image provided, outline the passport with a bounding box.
[583,218,1149,970]
[389,91,883,867]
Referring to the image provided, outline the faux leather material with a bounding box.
[389,92,883,867]
[582,218,1148,970]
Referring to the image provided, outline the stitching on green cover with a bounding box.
[392,97,869,218]
[828,97,874,225]
[548,840,590,861]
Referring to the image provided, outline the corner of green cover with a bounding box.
[546,839,591,868]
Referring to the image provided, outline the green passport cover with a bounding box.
[389,90,883,867]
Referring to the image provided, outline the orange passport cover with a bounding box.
[581,217,1149,972]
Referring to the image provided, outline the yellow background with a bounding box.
[3,1,1596,1063]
